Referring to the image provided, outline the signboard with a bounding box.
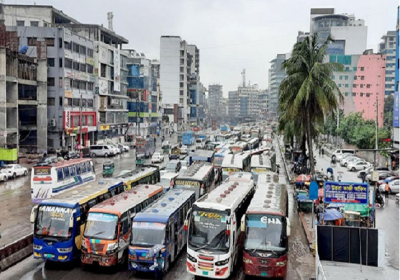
[324,181,369,204]
[99,125,110,131]
[114,48,121,92]
[393,91,399,127]
[63,28,72,43]
[64,111,71,129]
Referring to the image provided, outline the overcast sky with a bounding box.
[9,0,398,96]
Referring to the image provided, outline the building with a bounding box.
[378,31,397,96]
[329,52,386,127]
[0,27,47,153]
[393,6,399,150]
[310,8,367,55]
[228,76,261,120]
[259,89,269,118]
[297,31,310,43]
[208,84,223,118]
[268,54,287,118]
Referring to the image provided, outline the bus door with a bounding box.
[168,217,176,261]
[119,212,131,260]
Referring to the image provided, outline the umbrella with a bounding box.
[296,174,312,182]
[319,209,343,221]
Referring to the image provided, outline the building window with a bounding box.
[353,67,357,71]
[361,76,365,80]
[59,77,63,87]
[366,93,370,97]
[367,84,371,88]
[73,98,80,107]
[87,99,93,107]
[81,99,87,107]
[45,38,55,47]
[79,45,86,55]
[331,75,335,79]
[64,41,71,50]
[338,84,342,87]
[353,84,357,88]
[59,97,63,106]
[87,48,94,57]
[64,98,72,106]
[65,59,72,69]
[360,67,364,71]
[80,64,86,72]
[345,92,349,96]
[87,65,93,74]
[30,21,39,27]
[80,81,86,90]
[59,58,63,67]
[16,20,25,26]
[345,84,349,88]
[345,76,348,80]
[352,92,356,97]
[47,78,55,87]
[28,37,37,46]
[100,64,106,78]
[47,97,55,105]
[47,58,55,67]
[360,93,364,97]
[73,43,80,53]
[88,82,94,91]
[339,75,343,80]
[360,84,364,88]
[354,76,357,80]
[73,62,79,71]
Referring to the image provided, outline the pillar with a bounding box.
[36,58,47,152]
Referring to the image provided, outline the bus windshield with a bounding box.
[214,157,224,167]
[131,222,166,246]
[188,209,230,253]
[245,214,285,252]
[84,212,118,240]
[34,206,73,239]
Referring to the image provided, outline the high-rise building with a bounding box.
[208,84,223,117]
[378,31,396,96]
[310,8,367,55]
[393,6,399,150]
[228,81,261,119]
[268,54,288,118]
[187,44,204,126]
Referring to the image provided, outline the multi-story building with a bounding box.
[0,27,47,153]
[329,52,386,127]
[310,8,367,55]
[208,84,223,117]
[228,90,239,118]
[228,82,261,119]
[393,6,399,150]
[268,54,287,118]
[379,31,397,96]
[259,89,269,118]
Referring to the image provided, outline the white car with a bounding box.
[151,152,165,163]
[1,164,28,179]
[118,144,130,152]
[110,145,120,154]
[347,161,371,172]
[389,180,399,194]
[357,166,373,178]
[180,145,188,154]
[341,156,362,167]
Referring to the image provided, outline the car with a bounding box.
[388,180,399,193]
[180,145,188,154]
[331,149,356,161]
[63,151,80,160]
[165,160,181,173]
[341,156,363,167]
[347,161,371,171]
[90,145,115,157]
[118,144,130,152]
[0,172,7,182]
[195,138,205,149]
[180,158,190,168]
[366,170,397,182]
[0,164,28,179]
[162,141,170,148]
[377,175,399,190]
[108,144,120,155]
[151,152,165,164]
[357,166,373,178]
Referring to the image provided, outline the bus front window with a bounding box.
[131,222,166,246]
[34,206,73,239]
[214,157,224,167]
[84,213,118,240]
[244,215,286,252]
[188,210,229,253]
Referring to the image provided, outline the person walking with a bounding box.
[319,147,322,157]
[154,253,165,280]
[361,172,366,183]
[385,182,390,203]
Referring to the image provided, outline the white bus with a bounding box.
[31,158,95,203]
[185,172,256,279]
[221,152,251,180]
[250,153,277,183]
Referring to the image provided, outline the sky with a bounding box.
[8,0,398,97]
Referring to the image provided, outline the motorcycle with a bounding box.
[375,191,385,208]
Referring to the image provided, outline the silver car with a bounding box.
[89,145,115,157]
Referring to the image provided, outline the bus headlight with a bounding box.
[33,244,42,251]
[57,247,73,253]
[243,257,253,264]
[106,242,118,254]
[187,253,197,263]
[215,258,229,266]
[276,261,286,267]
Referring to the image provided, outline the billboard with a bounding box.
[324,181,369,204]
[114,48,121,92]
[393,91,399,127]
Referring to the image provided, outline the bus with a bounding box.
[215,133,232,143]
[129,189,195,273]
[220,124,230,135]
[189,150,215,165]
[174,162,215,199]
[31,158,95,203]
[213,150,230,170]
[136,136,155,158]
[160,172,179,193]
[185,172,256,279]
[182,131,196,146]
[241,172,290,278]
[250,153,276,182]
[248,138,260,150]
[250,128,260,140]
[81,184,164,267]
[116,166,160,189]
[230,141,249,154]
[31,179,125,262]
[221,152,251,180]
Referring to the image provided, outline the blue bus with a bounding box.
[129,190,195,273]
[182,131,195,146]
[31,179,125,262]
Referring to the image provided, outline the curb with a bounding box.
[299,212,313,247]
[0,234,33,271]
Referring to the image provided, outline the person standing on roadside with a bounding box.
[385,182,390,203]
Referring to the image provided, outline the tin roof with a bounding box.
[89,184,164,215]
[133,190,195,223]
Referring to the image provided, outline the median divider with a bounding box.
[0,234,33,271]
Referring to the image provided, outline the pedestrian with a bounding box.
[393,160,396,171]
[361,172,366,183]
[319,147,322,157]
[154,253,165,280]
[321,148,324,156]
[385,182,390,203]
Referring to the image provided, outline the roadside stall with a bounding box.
[343,204,372,227]
[319,209,344,226]
[297,193,313,213]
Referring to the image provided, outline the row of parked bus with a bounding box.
[30,141,289,279]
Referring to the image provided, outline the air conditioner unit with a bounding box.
[49,119,56,127]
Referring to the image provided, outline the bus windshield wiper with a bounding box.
[194,234,224,251]
[87,231,105,238]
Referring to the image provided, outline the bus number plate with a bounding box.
[202,271,209,276]
[261,272,268,277]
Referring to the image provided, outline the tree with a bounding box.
[279,34,344,173]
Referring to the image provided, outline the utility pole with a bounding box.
[374,96,379,167]
[80,92,83,158]
[136,98,140,137]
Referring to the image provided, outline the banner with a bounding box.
[114,48,121,92]
[393,91,399,127]
[324,181,369,204]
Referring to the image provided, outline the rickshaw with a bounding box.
[169,145,181,160]
[102,161,115,177]
[136,153,145,166]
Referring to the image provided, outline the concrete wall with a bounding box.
[1,6,53,27]
[331,26,368,55]
[160,37,181,105]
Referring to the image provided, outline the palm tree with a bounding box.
[279,34,344,174]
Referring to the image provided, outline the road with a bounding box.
[314,152,399,270]
[0,134,313,280]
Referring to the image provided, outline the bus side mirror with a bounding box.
[30,205,38,223]
[184,219,188,231]
[241,215,246,232]
[286,217,291,237]
[69,210,76,228]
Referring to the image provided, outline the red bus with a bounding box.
[241,172,291,278]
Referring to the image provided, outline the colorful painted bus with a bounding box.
[182,131,196,146]
[174,162,215,199]
[185,172,256,279]
[241,172,290,278]
[230,141,249,154]
[221,152,251,180]
[31,158,95,203]
[129,190,195,273]
[136,136,155,158]
[116,166,160,189]
[31,179,125,262]
[81,184,164,267]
